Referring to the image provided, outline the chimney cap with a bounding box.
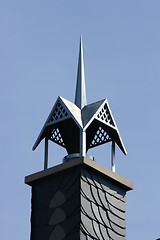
[32,37,127,170]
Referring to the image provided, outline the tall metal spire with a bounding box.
[75,36,87,109]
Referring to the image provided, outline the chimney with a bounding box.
[25,37,133,240]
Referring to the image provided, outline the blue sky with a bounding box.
[1,1,160,239]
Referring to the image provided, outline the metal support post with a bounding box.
[111,141,115,172]
[44,138,48,170]
[80,129,86,157]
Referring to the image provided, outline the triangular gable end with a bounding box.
[95,100,117,130]
[94,100,127,154]
[46,97,70,127]
[32,97,70,151]
[89,126,112,149]
[50,128,66,148]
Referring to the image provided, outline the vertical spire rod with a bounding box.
[44,138,48,170]
[80,130,86,157]
[111,141,115,172]
[75,35,87,109]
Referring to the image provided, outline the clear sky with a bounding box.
[1,1,160,239]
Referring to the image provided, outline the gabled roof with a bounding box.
[81,99,127,155]
[33,96,83,151]
[33,36,127,162]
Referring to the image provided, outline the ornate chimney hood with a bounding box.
[32,36,127,171]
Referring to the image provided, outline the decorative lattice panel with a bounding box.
[48,101,68,124]
[90,126,111,148]
[97,103,115,127]
[50,128,65,147]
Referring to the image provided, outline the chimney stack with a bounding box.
[25,37,133,240]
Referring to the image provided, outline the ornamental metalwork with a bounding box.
[33,36,127,171]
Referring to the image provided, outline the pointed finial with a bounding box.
[75,35,87,109]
